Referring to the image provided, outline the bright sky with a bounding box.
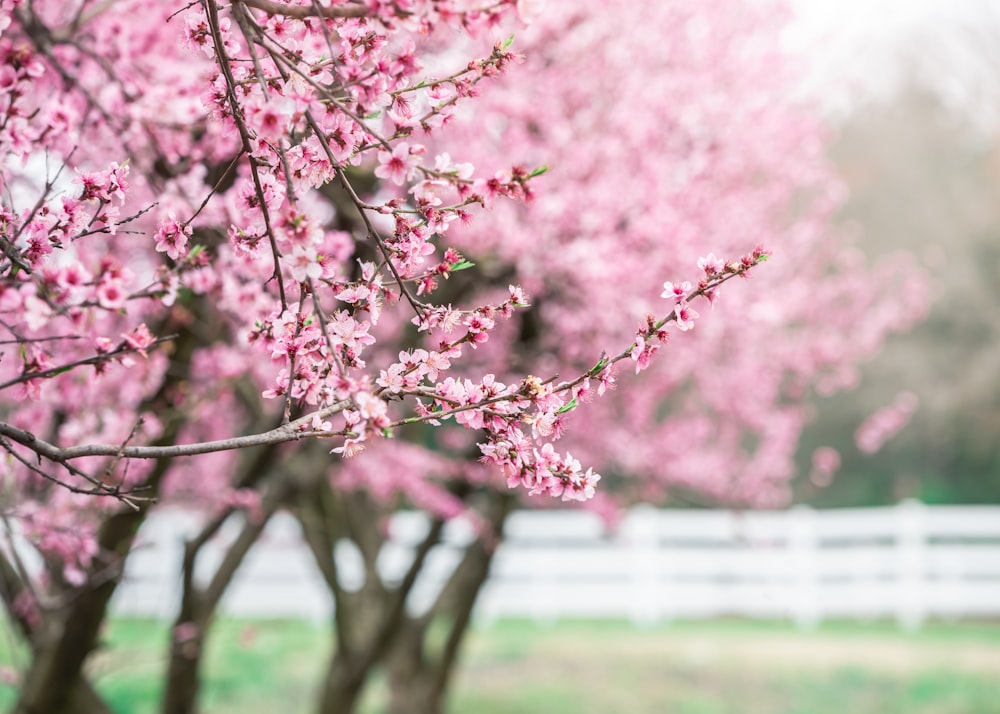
[786,0,1000,126]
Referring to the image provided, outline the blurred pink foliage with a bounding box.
[855,391,920,455]
[0,0,927,590]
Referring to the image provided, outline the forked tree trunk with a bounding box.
[162,447,287,714]
[304,487,447,714]
[302,476,512,714]
[384,491,513,714]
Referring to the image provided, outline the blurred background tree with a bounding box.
[794,83,1000,506]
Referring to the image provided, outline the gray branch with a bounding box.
[0,401,349,463]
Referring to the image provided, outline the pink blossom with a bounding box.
[123,324,156,358]
[423,351,450,380]
[377,363,407,394]
[332,437,366,458]
[630,341,658,373]
[464,312,495,343]
[375,142,419,186]
[96,276,128,310]
[78,162,128,204]
[328,311,376,351]
[697,253,725,275]
[247,97,295,143]
[434,152,474,179]
[262,369,289,400]
[354,391,389,426]
[159,274,180,307]
[596,368,616,396]
[411,178,449,206]
[287,248,323,283]
[507,285,529,306]
[661,280,691,302]
[325,112,360,163]
[173,622,200,644]
[516,0,546,24]
[23,294,52,331]
[674,304,699,331]
[562,468,601,503]
[310,413,333,432]
[153,215,192,261]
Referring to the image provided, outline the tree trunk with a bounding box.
[385,624,443,714]
[13,324,198,714]
[385,492,514,714]
[161,619,207,714]
[315,651,369,714]
[13,516,157,714]
[14,637,113,714]
[162,474,286,714]
[13,510,153,714]
[386,674,444,714]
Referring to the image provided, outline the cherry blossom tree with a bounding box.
[280,4,927,712]
[0,0,925,713]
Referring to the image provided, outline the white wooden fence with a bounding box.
[109,501,1000,628]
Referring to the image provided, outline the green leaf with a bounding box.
[502,34,515,49]
[451,260,476,272]
[556,397,579,415]
[589,354,608,374]
[528,165,549,178]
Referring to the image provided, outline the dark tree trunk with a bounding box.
[13,324,197,714]
[385,491,514,714]
[162,616,207,714]
[162,444,287,714]
[386,674,444,714]
[315,651,370,714]
[308,487,512,714]
[13,508,160,714]
[0,516,109,714]
[384,622,444,714]
[304,486,449,714]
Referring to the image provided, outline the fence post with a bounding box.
[789,505,819,629]
[895,499,926,631]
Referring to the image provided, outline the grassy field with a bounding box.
[2,618,999,713]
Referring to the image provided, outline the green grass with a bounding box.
[2,618,999,713]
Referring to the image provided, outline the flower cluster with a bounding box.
[0,0,923,527]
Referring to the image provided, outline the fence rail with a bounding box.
[105,501,1000,627]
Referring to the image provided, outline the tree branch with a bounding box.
[239,0,368,20]
[0,335,178,392]
[0,401,348,462]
